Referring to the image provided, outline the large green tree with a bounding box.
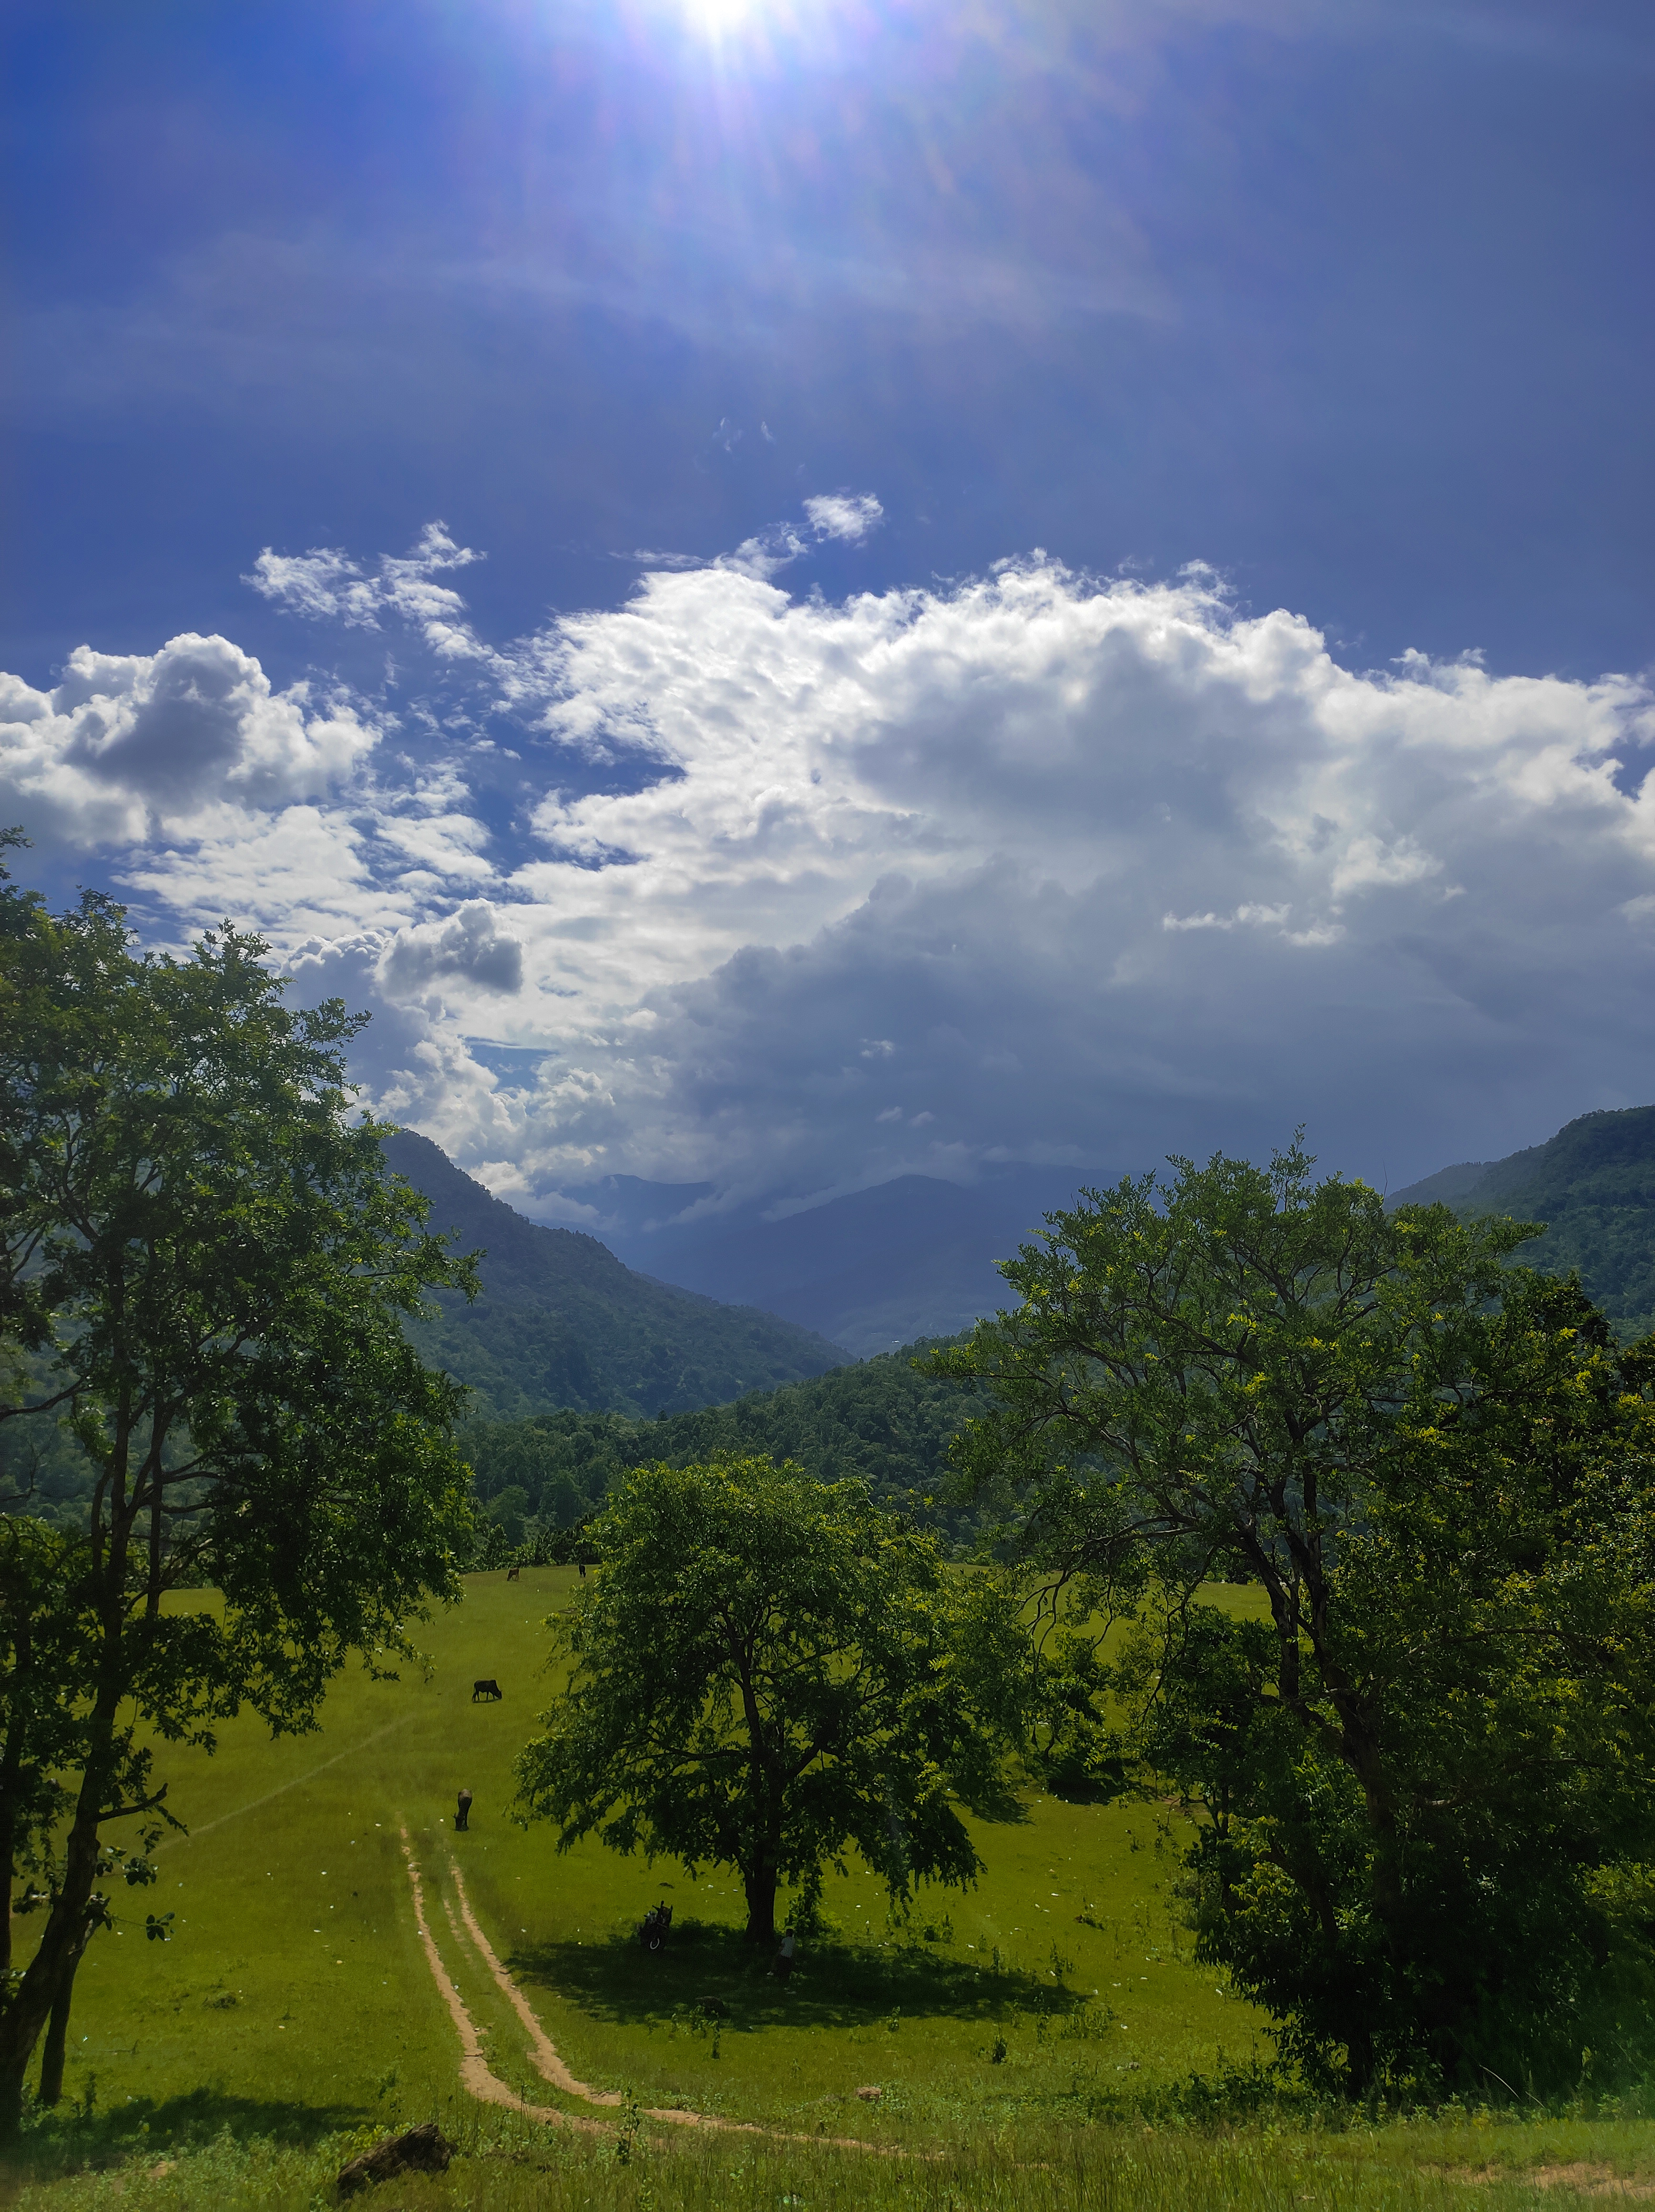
[0,838,477,2131]
[513,1454,1008,1943]
[932,1142,1655,2094]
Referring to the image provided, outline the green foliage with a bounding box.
[933,1138,1655,2095]
[460,1342,981,1552]
[0,1353,97,1529]
[513,1456,1016,1943]
[1398,1103,1655,1342]
[459,1411,637,1538]
[0,1518,97,1905]
[1022,1615,1130,1802]
[0,837,477,2129]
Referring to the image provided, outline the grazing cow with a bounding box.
[505,1566,521,1582]
[471,1679,503,1702]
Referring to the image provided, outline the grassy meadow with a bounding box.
[5,1568,1653,2207]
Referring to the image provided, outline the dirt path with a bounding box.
[401,1860,1655,2192]
[400,1839,893,2154]
[1441,2167,1655,2200]
[446,1868,631,2109]
[399,1832,605,2132]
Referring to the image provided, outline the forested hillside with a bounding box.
[1391,1103,1655,1339]
[383,1131,849,1418]
[460,1338,981,1548]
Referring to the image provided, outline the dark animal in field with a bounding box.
[456,1788,473,1830]
[506,1565,520,1581]
[337,2121,452,2196]
[639,1902,673,1953]
[471,1679,503,1701]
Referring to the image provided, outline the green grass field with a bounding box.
[6,1569,1653,2208]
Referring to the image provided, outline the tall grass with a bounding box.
[10,2099,1655,2212]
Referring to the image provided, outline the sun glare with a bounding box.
[675,0,806,46]
[683,0,762,26]
[661,0,845,67]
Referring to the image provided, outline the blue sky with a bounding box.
[3,0,1653,1226]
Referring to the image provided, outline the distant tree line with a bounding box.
[459,1343,985,1560]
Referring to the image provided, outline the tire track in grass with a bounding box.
[451,1865,695,2122]
[167,1717,416,1850]
[445,1861,899,2155]
[402,1837,899,2155]
[443,1875,619,2109]
[400,1831,604,2133]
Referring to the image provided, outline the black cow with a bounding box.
[471,1679,503,1702]
[505,1565,521,1582]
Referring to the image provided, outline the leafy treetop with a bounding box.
[0,833,478,2129]
[932,1140,1655,2094]
[514,1454,1013,1946]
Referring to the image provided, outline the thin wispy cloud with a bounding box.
[248,523,488,652]
[804,493,885,544]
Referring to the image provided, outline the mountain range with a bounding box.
[385,1102,1655,1431]
[380,1131,848,1421]
[1389,1103,1655,1340]
[567,1165,1081,1358]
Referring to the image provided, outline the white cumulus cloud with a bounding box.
[9,523,1655,1208]
[380,902,526,1000]
[0,633,379,845]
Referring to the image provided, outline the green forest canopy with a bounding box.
[460,1337,980,1550]
[1389,1103,1655,1341]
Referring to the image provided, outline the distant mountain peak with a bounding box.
[380,1129,848,1421]
[1390,1103,1655,1340]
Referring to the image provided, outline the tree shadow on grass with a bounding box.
[509,1918,1095,2036]
[0,2085,366,2190]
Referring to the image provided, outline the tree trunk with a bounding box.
[742,1864,777,1946]
[37,1970,73,2107]
[0,1792,14,1984]
[0,1462,140,2140]
[0,1686,119,2140]
[0,2055,21,2140]
[0,1813,101,2137]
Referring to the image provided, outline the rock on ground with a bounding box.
[337,2120,454,2196]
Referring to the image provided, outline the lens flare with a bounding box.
[683,0,763,26]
